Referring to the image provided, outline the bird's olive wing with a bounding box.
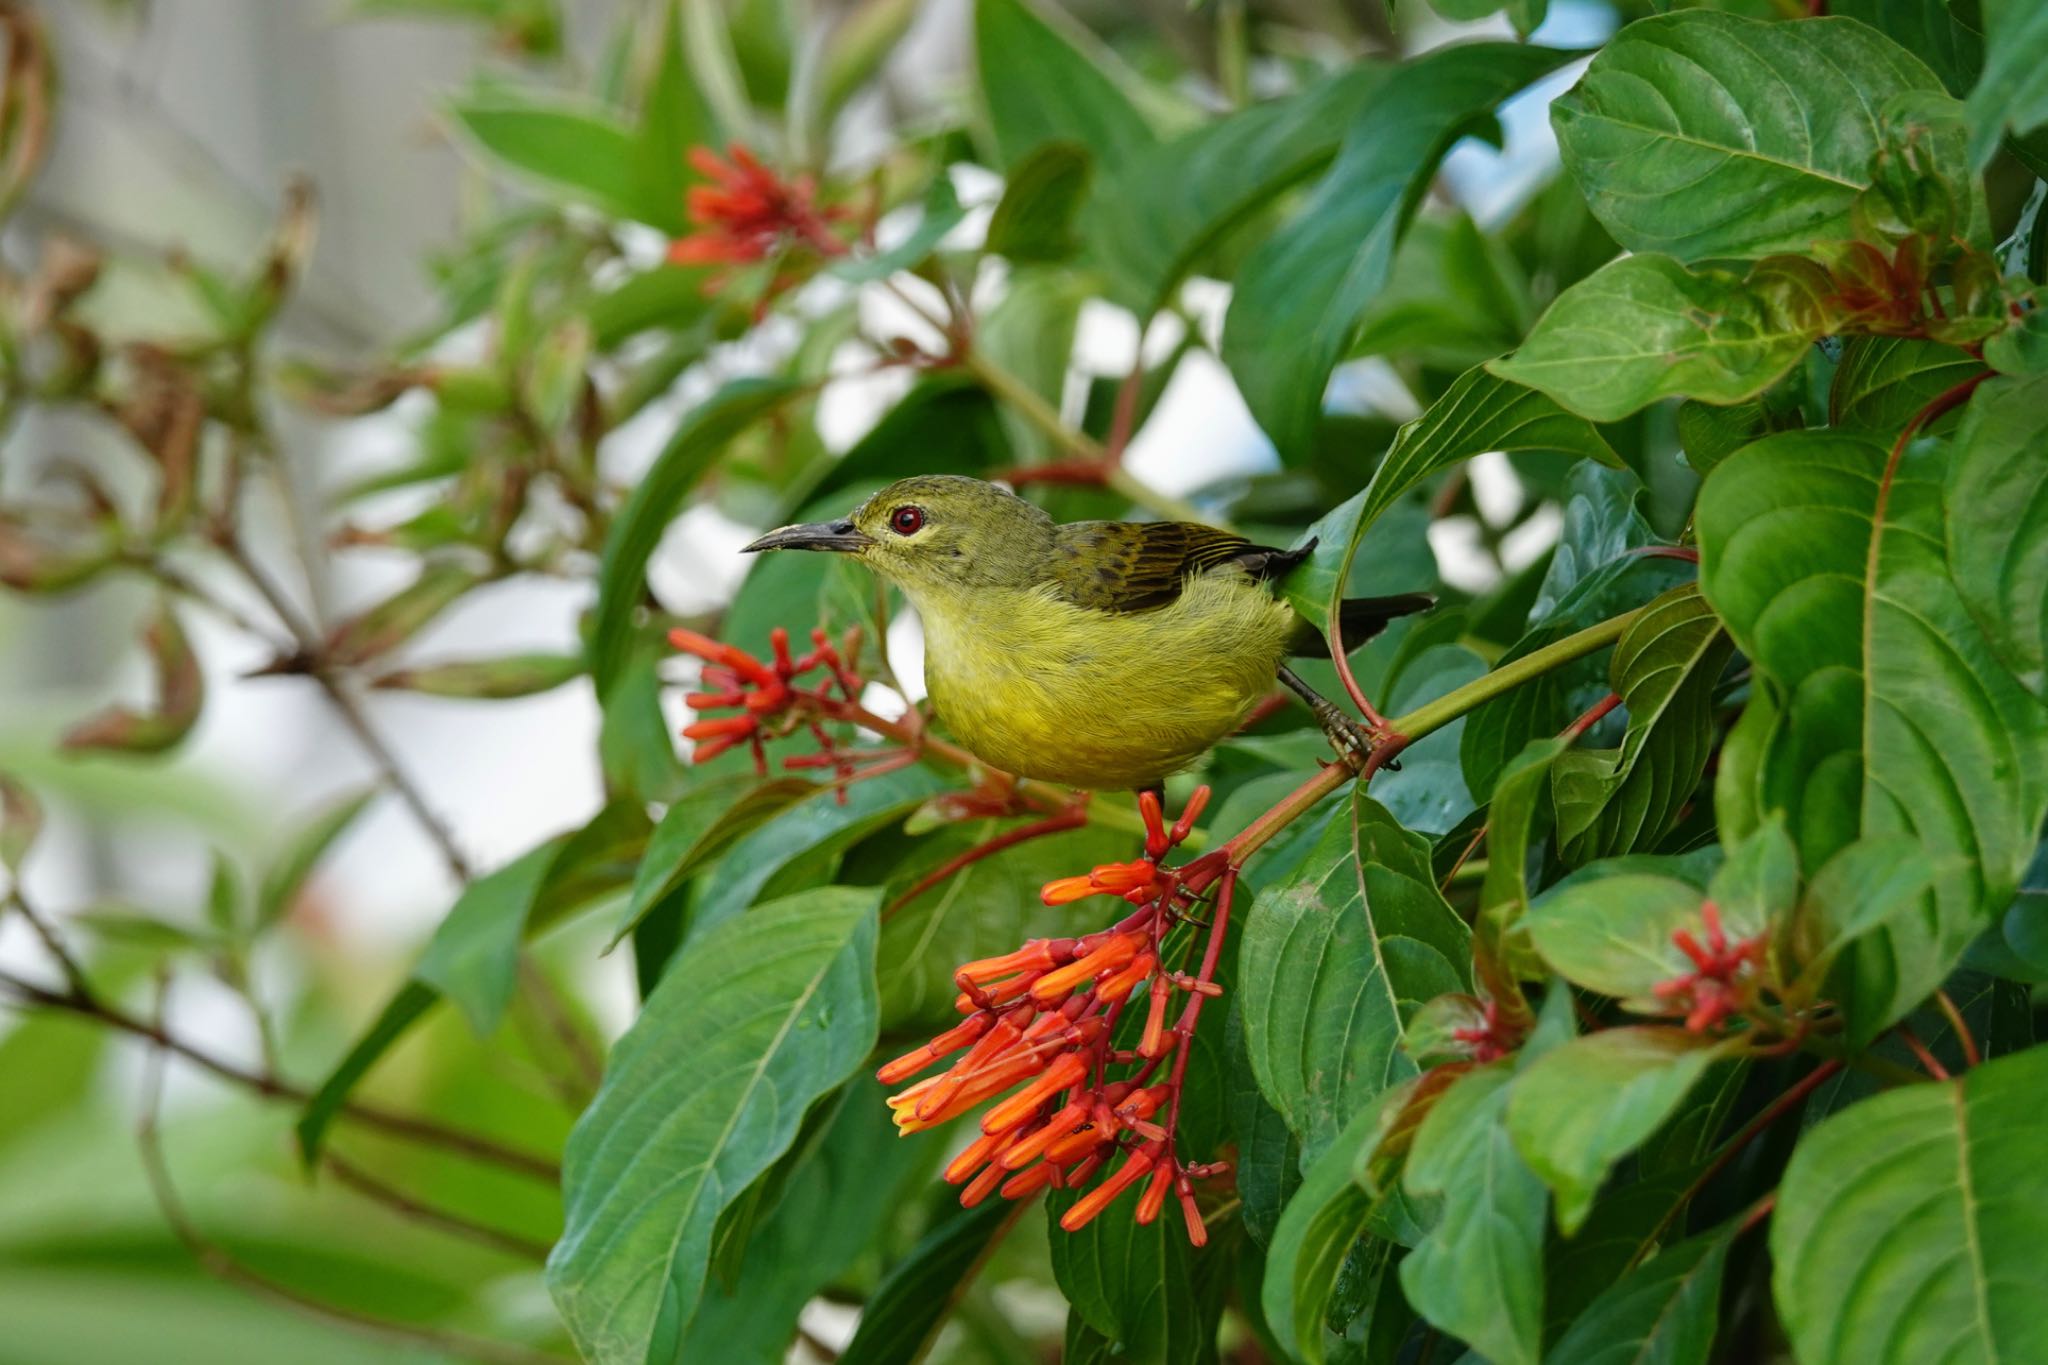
[1047,521,1306,612]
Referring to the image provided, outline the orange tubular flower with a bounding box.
[881,787,1238,1246]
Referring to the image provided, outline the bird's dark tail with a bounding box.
[1288,593,1435,657]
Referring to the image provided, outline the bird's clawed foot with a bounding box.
[1276,666,1400,772]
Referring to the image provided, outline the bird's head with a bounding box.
[741,475,1054,605]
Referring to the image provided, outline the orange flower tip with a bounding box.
[959,1162,1006,1209]
[1138,790,1168,859]
[1040,875,1100,906]
[683,715,757,740]
[1170,785,1212,844]
[668,627,724,657]
[1135,1165,1173,1225]
[1001,1164,1053,1199]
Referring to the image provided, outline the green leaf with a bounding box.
[1946,371,2048,697]
[370,652,585,699]
[1278,363,1618,632]
[1834,0,1982,99]
[1507,1027,1726,1235]
[1223,42,1570,456]
[1553,11,1947,260]
[295,981,439,1166]
[1543,1220,1733,1365]
[1399,1061,1546,1365]
[1226,1003,1300,1249]
[1526,871,1703,1008]
[417,800,649,1035]
[1773,1041,2048,1364]
[1794,836,1936,985]
[1488,254,1821,423]
[1260,1112,1387,1365]
[686,765,947,944]
[877,818,1124,1026]
[1676,398,1771,478]
[1238,793,1470,1159]
[590,378,799,698]
[1552,584,1735,867]
[1829,337,1984,434]
[1697,429,2048,1039]
[985,141,1092,263]
[547,887,881,1365]
[1477,736,1570,982]
[1101,61,1389,310]
[839,1201,1018,1365]
[832,175,965,284]
[609,776,815,949]
[1048,1183,1227,1365]
[256,789,375,930]
[974,0,1156,175]
[1963,0,2048,169]
[678,1089,936,1364]
[323,562,485,667]
[449,94,662,224]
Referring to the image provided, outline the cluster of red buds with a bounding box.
[1652,900,1768,1032]
[877,788,1239,1244]
[669,143,854,290]
[672,625,907,793]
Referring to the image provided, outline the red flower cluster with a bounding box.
[878,789,1236,1244]
[672,625,895,790]
[668,144,851,268]
[1653,900,1767,1032]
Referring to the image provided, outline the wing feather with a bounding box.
[1046,522,1312,612]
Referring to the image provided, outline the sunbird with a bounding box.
[742,475,1431,791]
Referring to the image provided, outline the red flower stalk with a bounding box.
[668,143,852,268]
[1651,900,1768,1032]
[672,624,882,792]
[878,787,1237,1244]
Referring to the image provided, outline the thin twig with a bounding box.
[0,967,559,1181]
[516,960,605,1098]
[326,1153,553,1262]
[1896,1023,1951,1081]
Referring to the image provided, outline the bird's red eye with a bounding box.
[889,506,925,535]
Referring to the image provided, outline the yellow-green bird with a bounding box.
[742,475,1430,791]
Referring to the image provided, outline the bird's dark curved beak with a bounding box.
[741,519,872,554]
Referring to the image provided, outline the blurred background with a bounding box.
[0,0,1624,1359]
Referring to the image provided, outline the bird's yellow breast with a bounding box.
[915,573,1295,790]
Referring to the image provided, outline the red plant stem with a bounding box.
[1160,867,1237,1165]
[1626,545,1701,564]
[1103,356,1146,463]
[1932,989,1980,1068]
[1563,691,1623,741]
[1625,1058,1843,1271]
[1737,1190,1777,1237]
[884,806,1090,922]
[1327,615,1390,731]
[999,458,1115,488]
[1896,1024,1952,1081]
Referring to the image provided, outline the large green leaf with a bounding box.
[1773,1042,2048,1363]
[1552,583,1734,867]
[1506,1026,1726,1235]
[1543,1220,1734,1365]
[1398,1061,1546,1365]
[1946,372,2048,697]
[1829,337,1984,435]
[1488,254,1821,422]
[1963,0,2048,168]
[256,788,375,931]
[547,887,881,1364]
[687,765,947,942]
[1553,11,1947,260]
[1698,430,2048,1039]
[1238,794,1470,1159]
[1278,364,1619,633]
[1525,871,1709,1009]
[1258,1111,1388,1365]
[589,378,799,699]
[1222,42,1570,457]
